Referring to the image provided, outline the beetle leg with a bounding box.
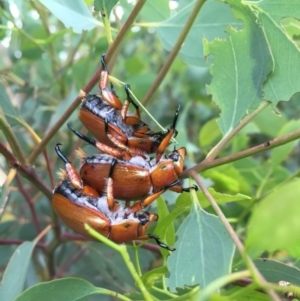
[99,55,123,109]
[55,144,83,190]
[120,84,142,125]
[136,234,175,251]
[168,184,199,193]
[129,190,165,213]
[106,158,118,210]
[55,144,99,197]
[155,105,181,161]
[104,119,146,159]
[67,123,127,159]
[182,184,199,192]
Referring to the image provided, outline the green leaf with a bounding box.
[253,259,300,286]
[140,266,168,287]
[156,1,242,67]
[155,196,176,248]
[202,165,251,195]
[140,0,170,22]
[38,0,100,33]
[0,84,21,127]
[246,179,300,253]
[252,107,286,137]
[198,188,251,208]
[175,188,250,209]
[270,119,300,167]
[199,118,222,149]
[251,1,300,102]
[204,0,272,136]
[0,242,36,301]
[94,0,119,16]
[166,198,235,290]
[14,278,103,301]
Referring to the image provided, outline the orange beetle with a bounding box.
[77,148,197,208]
[79,55,178,161]
[52,144,175,251]
[56,143,178,213]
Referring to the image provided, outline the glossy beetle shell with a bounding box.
[80,94,163,152]
[52,179,156,242]
[79,148,186,200]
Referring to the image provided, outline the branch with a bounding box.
[141,0,206,106]
[182,126,300,177]
[28,0,148,164]
[191,172,281,301]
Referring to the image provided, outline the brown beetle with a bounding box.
[55,143,174,213]
[66,128,197,210]
[52,144,175,251]
[79,55,178,161]
[77,148,197,210]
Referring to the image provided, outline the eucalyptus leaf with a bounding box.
[166,199,235,291]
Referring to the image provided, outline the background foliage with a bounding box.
[1,0,300,300]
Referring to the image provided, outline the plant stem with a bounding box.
[206,101,270,159]
[85,224,154,301]
[142,0,206,106]
[0,109,27,164]
[191,172,281,301]
[182,127,300,177]
[199,270,250,301]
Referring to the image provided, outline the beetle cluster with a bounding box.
[52,56,196,251]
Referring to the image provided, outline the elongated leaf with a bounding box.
[156,0,242,67]
[14,278,103,301]
[254,259,300,286]
[38,0,100,33]
[204,0,272,136]
[246,179,300,254]
[0,84,21,127]
[0,242,35,301]
[166,197,235,291]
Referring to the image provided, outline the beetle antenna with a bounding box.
[67,123,96,147]
[148,234,175,251]
[55,144,70,164]
[101,54,108,72]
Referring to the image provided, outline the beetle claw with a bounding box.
[148,234,175,251]
[101,54,108,72]
[55,144,70,164]
[182,184,198,192]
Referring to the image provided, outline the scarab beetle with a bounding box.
[52,144,175,251]
[55,144,172,213]
[65,127,196,203]
[79,55,178,161]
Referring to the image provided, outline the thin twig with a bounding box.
[28,0,148,164]
[16,175,43,236]
[142,0,206,106]
[182,127,300,177]
[191,172,281,301]
[206,102,270,160]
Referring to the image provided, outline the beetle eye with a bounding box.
[168,152,179,162]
